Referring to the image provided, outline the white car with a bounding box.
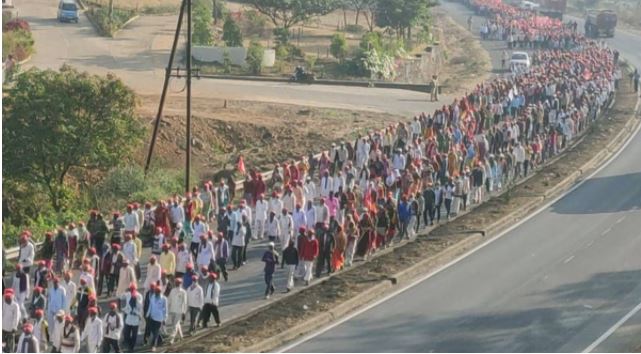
[519,1,540,10]
[510,51,531,70]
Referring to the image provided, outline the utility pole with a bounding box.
[145,0,197,194]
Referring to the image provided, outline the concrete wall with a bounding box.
[192,46,276,68]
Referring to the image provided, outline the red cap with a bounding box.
[88,307,98,315]
[113,211,121,217]
[109,302,118,310]
[64,314,73,322]
[299,226,306,233]
[129,282,137,291]
[112,243,121,250]
[175,278,183,284]
[35,309,44,317]
[191,275,199,281]
[23,323,33,333]
[208,272,218,280]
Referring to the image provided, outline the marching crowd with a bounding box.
[2,0,620,352]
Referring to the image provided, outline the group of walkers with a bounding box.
[2,0,621,352]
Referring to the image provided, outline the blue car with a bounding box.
[57,0,79,23]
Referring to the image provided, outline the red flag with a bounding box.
[237,155,246,175]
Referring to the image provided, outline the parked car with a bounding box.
[57,0,79,23]
[510,51,531,70]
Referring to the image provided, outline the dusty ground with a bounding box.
[163,71,638,353]
[136,95,403,180]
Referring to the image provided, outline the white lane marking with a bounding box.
[601,228,612,236]
[582,300,641,353]
[583,304,594,309]
[586,240,594,247]
[276,111,641,353]
[615,216,626,224]
[563,255,575,264]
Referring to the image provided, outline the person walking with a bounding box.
[102,302,123,353]
[186,275,204,332]
[121,283,143,352]
[299,231,319,286]
[213,232,230,282]
[3,289,21,353]
[16,323,39,353]
[261,243,279,299]
[80,307,102,353]
[230,221,245,270]
[430,75,439,102]
[281,240,298,293]
[146,285,168,352]
[167,278,187,344]
[201,273,221,328]
[60,314,80,353]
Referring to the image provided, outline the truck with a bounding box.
[535,0,567,20]
[584,10,617,38]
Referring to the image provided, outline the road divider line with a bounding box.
[582,300,641,353]
[563,255,575,264]
[616,216,626,224]
[601,228,612,236]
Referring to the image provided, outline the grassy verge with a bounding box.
[2,20,35,61]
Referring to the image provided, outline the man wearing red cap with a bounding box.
[167,278,187,343]
[110,211,125,246]
[102,302,122,352]
[201,273,221,328]
[16,322,38,353]
[29,286,46,319]
[33,309,49,352]
[124,204,141,238]
[53,229,69,273]
[254,193,268,240]
[292,204,307,240]
[300,230,319,286]
[144,255,162,293]
[121,282,143,352]
[3,289,21,352]
[146,285,168,352]
[12,264,30,318]
[17,233,35,274]
[279,208,294,251]
[160,243,176,276]
[60,314,80,352]
[80,307,102,353]
[103,243,124,297]
[186,275,204,332]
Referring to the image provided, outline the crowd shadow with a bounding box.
[551,172,641,215]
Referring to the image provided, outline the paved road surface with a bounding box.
[16,0,454,116]
[285,2,641,352]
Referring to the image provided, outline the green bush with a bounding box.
[193,1,213,45]
[222,16,243,47]
[246,41,264,74]
[2,29,34,61]
[359,31,383,52]
[330,33,348,62]
[343,24,364,34]
[86,7,137,37]
[273,27,290,45]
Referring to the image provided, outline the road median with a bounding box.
[163,65,640,353]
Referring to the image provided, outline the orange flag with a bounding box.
[237,155,246,175]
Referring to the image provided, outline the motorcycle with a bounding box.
[290,66,316,83]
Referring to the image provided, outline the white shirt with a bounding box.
[121,292,143,326]
[292,209,307,233]
[63,280,76,311]
[197,241,216,266]
[187,285,204,309]
[122,240,138,265]
[18,242,35,268]
[255,199,268,221]
[102,312,123,340]
[266,218,280,238]
[144,263,162,291]
[81,316,103,348]
[123,212,140,233]
[170,205,185,224]
[176,250,193,274]
[269,198,283,216]
[204,282,221,306]
[16,333,39,353]
[2,301,21,331]
[319,176,333,198]
[168,287,188,314]
[192,222,207,242]
[279,213,293,245]
[304,181,317,201]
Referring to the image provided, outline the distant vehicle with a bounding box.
[534,0,567,20]
[510,51,531,69]
[57,0,79,23]
[584,9,617,38]
[519,1,540,10]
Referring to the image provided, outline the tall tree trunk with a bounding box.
[213,0,217,25]
[355,9,360,25]
[343,8,347,29]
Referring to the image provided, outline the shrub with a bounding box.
[359,31,383,52]
[246,41,264,74]
[2,29,34,61]
[222,16,243,46]
[330,33,348,62]
[3,18,31,32]
[86,7,136,37]
[273,27,290,45]
[344,24,364,34]
[193,1,213,45]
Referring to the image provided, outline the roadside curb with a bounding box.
[197,73,440,93]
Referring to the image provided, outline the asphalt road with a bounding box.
[16,0,448,117]
[285,2,641,353]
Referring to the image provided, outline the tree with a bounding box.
[222,16,243,46]
[193,0,214,45]
[246,0,340,29]
[375,0,437,41]
[342,0,373,25]
[2,66,143,211]
[330,33,348,62]
[246,41,265,74]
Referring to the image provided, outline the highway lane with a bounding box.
[284,3,641,353]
